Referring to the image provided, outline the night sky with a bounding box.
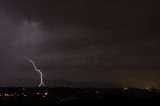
[0,0,160,88]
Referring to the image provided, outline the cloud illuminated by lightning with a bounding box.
[22,57,45,87]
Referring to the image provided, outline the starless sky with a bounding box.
[0,0,159,88]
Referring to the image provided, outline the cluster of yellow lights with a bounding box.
[0,92,48,98]
[4,93,14,97]
[36,92,48,98]
[0,93,27,97]
[42,92,48,98]
[145,87,152,91]
[122,87,153,91]
[37,92,48,95]
[123,88,128,91]
[22,92,27,96]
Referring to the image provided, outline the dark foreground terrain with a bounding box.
[0,87,160,105]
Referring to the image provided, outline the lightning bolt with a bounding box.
[22,57,45,87]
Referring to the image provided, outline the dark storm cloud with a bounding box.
[0,0,160,87]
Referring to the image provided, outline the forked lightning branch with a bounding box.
[22,57,45,87]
